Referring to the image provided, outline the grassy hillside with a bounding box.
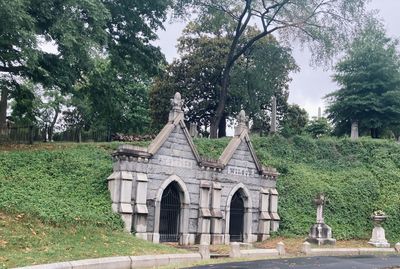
[2,136,400,267]
[0,142,179,268]
[195,135,400,242]
[254,136,400,241]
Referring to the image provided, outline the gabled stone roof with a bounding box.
[112,92,278,178]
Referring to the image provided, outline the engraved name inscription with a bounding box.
[227,166,255,177]
[158,156,194,168]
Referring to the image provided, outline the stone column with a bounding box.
[351,121,359,140]
[210,182,224,244]
[318,107,322,119]
[270,96,277,134]
[133,173,149,240]
[107,170,134,232]
[258,188,271,241]
[180,203,191,245]
[197,181,212,244]
[269,188,280,232]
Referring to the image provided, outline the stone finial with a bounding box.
[235,110,249,136]
[237,110,247,124]
[168,92,184,121]
[171,92,183,111]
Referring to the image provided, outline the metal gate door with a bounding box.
[229,192,244,242]
[159,183,181,242]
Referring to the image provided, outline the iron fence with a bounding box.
[0,126,110,144]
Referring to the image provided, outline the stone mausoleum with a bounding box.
[107,92,280,245]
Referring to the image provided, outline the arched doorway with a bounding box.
[229,191,245,242]
[159,182,181,242]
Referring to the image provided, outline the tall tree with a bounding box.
[150,26,297,136]
[181,0,370,137]
[326,20,400,138]
[280,104,308,137]
[1,0,171,130]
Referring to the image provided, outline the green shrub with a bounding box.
[0,144,122,228]
[197,135,400,242]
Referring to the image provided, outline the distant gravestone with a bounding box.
[351,121,359,140]
[307,193,336,245]
[270,96,277,134]
[189,123,198,138]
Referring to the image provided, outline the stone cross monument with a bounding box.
[307,193,336,245]
[270,96,277,133]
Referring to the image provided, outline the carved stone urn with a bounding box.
[368,211,390,248]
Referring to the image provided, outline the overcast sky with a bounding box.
[155,0,400,118]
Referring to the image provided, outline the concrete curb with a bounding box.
[240,249,279,258]
[13,253,202,269]
[303,247,396,256]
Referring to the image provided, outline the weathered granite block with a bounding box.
[108,93,279,245]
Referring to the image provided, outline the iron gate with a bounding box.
[159,183,181,242]
[229,191,244,242]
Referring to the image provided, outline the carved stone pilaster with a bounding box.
[210,182,224,244]
[107,171,134,231]
[269,188,280,232]
[133,173,149,240]
[258,188,271,241]
[197,180,211,244]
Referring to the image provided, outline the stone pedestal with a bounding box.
[369,215,390,248]
[199,243,210,259]
[307,223,336,245]
[229,242,241,258]
[369,227,390,247]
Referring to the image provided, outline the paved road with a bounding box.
[188,255,400,269]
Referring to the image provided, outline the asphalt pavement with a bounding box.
[188,255,400,269]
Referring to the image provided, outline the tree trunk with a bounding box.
[210,70,230,138]
[0,86,8,130]
[48,110,59,142]
[218,113,227,138]
[370,128,379,138]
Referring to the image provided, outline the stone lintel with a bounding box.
[107,171,120,181]
[200,208,212,218]
[212,182,222,190]
[261,166,280,177]
[200,180,211,188]
[135,204,148,215]
[136,173,148,182]
[270,212,280,220]
[210,209,223,218]
[121,171,133,181]
[119,203,133,214]
[270,189,279,195]
[260,212,271,220]
[113,145,152,159]
[200,159,224,170]
[261,188,270,194]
